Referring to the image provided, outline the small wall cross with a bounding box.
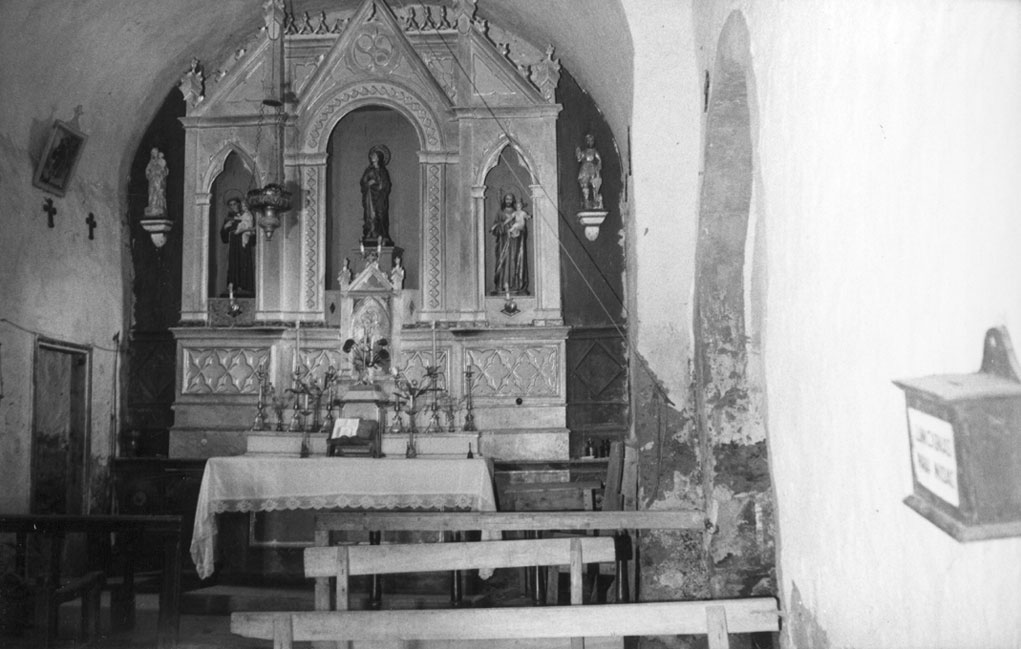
[42,198,57,228]
[86,212,97,240]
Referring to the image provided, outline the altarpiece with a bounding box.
[170,0,571,461]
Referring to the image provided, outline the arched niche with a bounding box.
[208,151,256,298]
[482,145,535,297]
[325,106,420,290]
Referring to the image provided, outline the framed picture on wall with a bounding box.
[33,120,87,197]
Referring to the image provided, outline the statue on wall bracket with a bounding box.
[360,144,393,246]
[576,133,608,241]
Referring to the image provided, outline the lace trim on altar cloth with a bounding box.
[210,493,481,513]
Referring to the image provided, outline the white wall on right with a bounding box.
[627,1,1021,646]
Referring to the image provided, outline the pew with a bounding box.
[307,536,617,612]
[230,535,779,649]
[315,510,702,533]
[0,514,182,649]
[232,600,780,649]
[314,509,704,603]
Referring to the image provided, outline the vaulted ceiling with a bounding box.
[3,1,632,179]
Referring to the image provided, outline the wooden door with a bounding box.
[31,341,90,515]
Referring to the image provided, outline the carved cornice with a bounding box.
[417,150,460,164]
[287,152,330,167]
[452,105,561,120]
[180,114,294,129]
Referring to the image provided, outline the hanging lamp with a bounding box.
[248,0,292,240]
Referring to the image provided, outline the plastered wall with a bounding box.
[625,0,1021,646]
[0,1,263,512]
[0,12,129,512]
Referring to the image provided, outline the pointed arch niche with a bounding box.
[208,152,256,298]
[325,106,421,291]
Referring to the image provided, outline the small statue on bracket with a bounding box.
[575,132,609,241]
[390,256,405,290]
[338,258,353,288]
[576,133,603,210]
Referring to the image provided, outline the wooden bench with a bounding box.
[306,536,617,614]
[0,514,183,649]
[233,600,779,649]
[314,509,704,604]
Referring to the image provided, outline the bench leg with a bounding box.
[41,534,63,649]
[706,604,729,649]
[369,531,382,610]
[449,531,463,608]
[84,578,103,643]
[545,565,560,605]
[157,530,182,649]
[111,530,139,632]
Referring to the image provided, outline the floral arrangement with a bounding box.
[342,336,390,382]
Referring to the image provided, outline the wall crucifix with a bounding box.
[42,198,57,228]
[86,212,97,240]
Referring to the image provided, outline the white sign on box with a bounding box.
[907,408,960,507]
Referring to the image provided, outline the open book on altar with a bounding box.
[328,417,378,456]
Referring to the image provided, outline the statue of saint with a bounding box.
[145,148,169,215]
[491,192,530,295]
[338,258,353,288]
[575,133,603,210]
[390,256,405,290]
[360,145,393,246]
[220,196,256,296]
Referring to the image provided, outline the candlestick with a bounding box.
[293,320,301,373]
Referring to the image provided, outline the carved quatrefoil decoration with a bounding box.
[348,25,400,74]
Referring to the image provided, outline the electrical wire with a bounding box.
[0,318,122,353]
[386,2,680,417]
[390,0,629,340]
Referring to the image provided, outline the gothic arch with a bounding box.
[475,135,539,188]
[300,80,448,154]
[202,143,262,194]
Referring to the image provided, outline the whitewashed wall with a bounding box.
[625,1,1021,646]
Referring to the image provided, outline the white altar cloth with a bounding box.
[190,456,497,579]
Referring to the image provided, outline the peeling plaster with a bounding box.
[787,582,831,649]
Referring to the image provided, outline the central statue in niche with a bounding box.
[360,145,393,246]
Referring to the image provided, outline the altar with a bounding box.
[190,456,496,579]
